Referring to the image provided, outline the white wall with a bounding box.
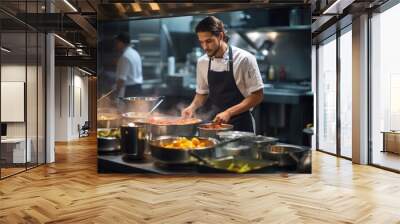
[1,64,46,164]
[55,67,89,141]
[1,65,37,138]
[55,66,69,141]
[1,65,26,142]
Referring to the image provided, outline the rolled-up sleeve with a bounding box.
[196,60,209,94]
[244,55,264,94]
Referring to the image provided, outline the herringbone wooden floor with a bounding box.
[1,136,400,224]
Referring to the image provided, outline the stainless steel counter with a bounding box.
[141,82,313,105]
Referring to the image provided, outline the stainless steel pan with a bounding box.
[261,144,309,168]
[149,136,218,164]
[145,116,202,140]
[198,123,234,139]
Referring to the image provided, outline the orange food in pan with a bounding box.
[161,137,211,150]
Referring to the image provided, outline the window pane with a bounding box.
[318,37,337,154]
[340,29,352,158]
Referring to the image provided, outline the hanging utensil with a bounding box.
[97,88,115,103]
[148,98,164,115]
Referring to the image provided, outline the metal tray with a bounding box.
[193,155,276,173]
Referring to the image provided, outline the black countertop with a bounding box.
[98,153,310,174]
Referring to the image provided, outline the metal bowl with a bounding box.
[149,136,218,164]
[243,135,278,147]
[97,128,121,138]
[121,111,150,124]
[97,137,120,152]
[97,112,121,128]
[261,144,309,167]
[215,140,260,159]
[198,123,234,138]
[201,156,273,173]
[97,128,121,152]
[216,131,255,141]
[146,116,202,140]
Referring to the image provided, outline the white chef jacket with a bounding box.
[195,46,264,97]
[116,46,143,86]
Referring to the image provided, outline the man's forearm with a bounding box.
[115,79,125,97]
[190,93,208,110]
[116,79,124,90]
[226,90,263,117]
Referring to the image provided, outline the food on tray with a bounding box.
[97,128,121,138]
[210,159,268,173]
[160,137,212,149]
[227,162,251,173]
[147,117,201,125]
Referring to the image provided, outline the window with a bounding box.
[339,28,352,158]
[317,36,337,154]
[370,2,400,171]
[0,1,47,179]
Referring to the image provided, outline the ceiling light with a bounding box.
[115,3,126,14]
[131,3,142,12]
[322,0,354,15]
[54,34,75,48]
[63,0,78,12]
[149,3,160,11]
[1,47,11,53]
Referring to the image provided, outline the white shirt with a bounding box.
[116,46,143,86]
[195,46,264,97]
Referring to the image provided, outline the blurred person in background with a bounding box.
[114,33,143,98]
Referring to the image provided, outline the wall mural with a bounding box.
[97,3,313,174]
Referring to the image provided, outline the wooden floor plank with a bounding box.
[0,136,399,223]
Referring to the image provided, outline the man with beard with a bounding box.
[182,16,264,133]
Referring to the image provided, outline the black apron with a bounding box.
[207,45,254,133]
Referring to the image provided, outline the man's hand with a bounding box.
[182,93,208,118]
[181,106,195,118]
[214,110,232,124]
